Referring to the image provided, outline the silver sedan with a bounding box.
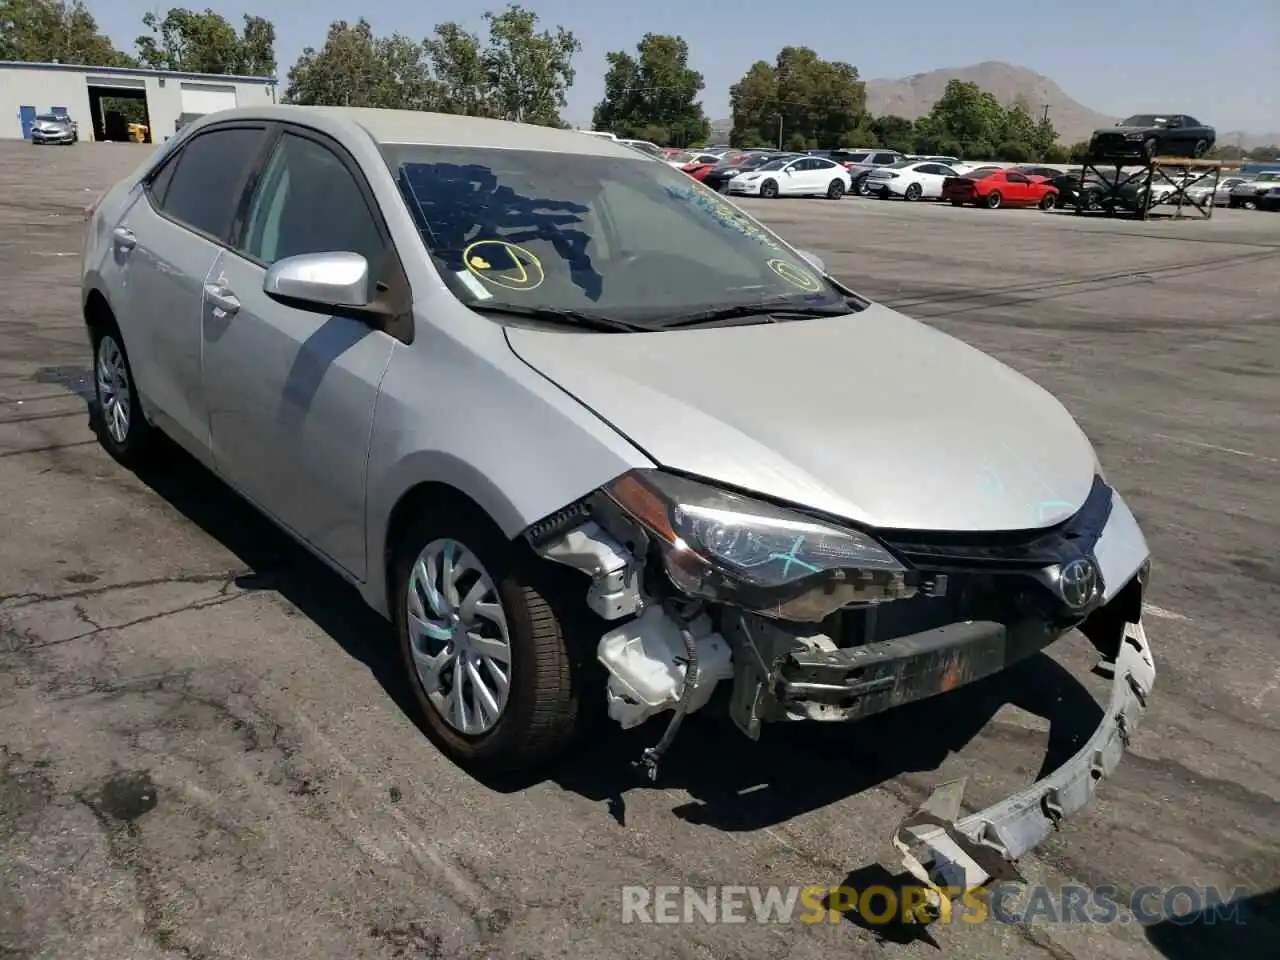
[82,106,1154,897]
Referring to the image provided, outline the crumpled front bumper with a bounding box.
[892,618,1155,909]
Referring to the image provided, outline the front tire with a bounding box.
[826,179,845,199]
[392,506,580,773]
[1038,192,1057,211]
[1193,139,1208,158]
[760,178,779,199]
[92,322,153,465]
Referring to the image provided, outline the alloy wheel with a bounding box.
[406,538,513,735]
[96,334,131,445]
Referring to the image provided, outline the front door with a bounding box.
[202,128,397,578]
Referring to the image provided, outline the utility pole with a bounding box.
[1041,103,1050,124]
[777,115,783,150]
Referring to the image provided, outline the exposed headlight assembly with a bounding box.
[602,470,915,621]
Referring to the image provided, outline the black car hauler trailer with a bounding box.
[1073,153,1235,221]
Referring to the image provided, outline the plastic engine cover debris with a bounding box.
[598,606,734,728]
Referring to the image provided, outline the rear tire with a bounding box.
[392,505,582,774]
[826,179,845,199]
[985,191,1003,209]
[91,320,153,466]
[1193,139,1208,158]
[904,183,923,201]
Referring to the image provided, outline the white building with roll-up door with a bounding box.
[1,61,276,143]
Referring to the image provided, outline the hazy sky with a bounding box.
[88,0,1279,132]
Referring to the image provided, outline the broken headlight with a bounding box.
[602,470,915,621]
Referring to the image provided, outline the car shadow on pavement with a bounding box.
[100,414,1104,841]
[546,648,1101,833]
[118,432,436,743]
[1143,887,1279,960]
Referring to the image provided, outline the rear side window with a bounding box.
[873,153,897,164]
[156,126,266,240]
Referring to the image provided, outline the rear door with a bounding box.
[201,126,402,578]
[111,122,271,458]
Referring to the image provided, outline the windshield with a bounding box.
[754,157,793,171]
[388,145,852,327]
[35,114,66,122]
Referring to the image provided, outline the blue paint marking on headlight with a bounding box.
[602,469,916,621]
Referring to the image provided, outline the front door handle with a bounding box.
[112,226,136,251]
[204,283,241,317]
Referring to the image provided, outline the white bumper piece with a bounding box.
[892,618,1156,915]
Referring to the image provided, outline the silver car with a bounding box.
[31,113,78,145]
[82,106,1154,896]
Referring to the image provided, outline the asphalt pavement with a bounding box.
[1,141,1277,960]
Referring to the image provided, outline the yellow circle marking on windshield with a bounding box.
[463,240,545,291]
[767,258,822,292]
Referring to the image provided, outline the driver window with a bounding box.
[241,132,386,295]
[1006,172,1029,183]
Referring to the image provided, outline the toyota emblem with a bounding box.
[1058,558,1099,610]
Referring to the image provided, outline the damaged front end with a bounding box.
[526,468,1154,871]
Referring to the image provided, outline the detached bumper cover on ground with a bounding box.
[894,619,1156,902]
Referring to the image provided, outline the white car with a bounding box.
[862,160,963,200]
[619,139,664,158]
[727,155,852,199]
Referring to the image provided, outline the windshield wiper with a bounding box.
[468,303,648,333]
[660,302,853,329]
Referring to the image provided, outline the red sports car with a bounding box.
[942,169,1060,210]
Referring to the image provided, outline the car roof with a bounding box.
[181,105,646,159]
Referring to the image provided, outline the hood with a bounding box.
[506,305,1098,533]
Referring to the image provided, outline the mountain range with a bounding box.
[709,61,1277,149]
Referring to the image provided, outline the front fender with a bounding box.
[359,326,654,618]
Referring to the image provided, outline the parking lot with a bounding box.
[1,140,1277,960]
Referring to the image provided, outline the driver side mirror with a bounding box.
[264,252,374,315]
[795,249,826,274]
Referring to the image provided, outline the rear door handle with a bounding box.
[112,226,136,251]
[204,283,240,317]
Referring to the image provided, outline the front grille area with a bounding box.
[876,475,1112,570]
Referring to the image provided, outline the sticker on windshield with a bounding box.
[463,240,545,292]
[767,258,822,292]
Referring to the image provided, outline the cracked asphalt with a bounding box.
[2,141,1278,960]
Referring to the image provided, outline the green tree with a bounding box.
[0,0,134,66]
[1067,140,1091,162]
[425,22,490,116]
[135,8,276,75]
[285,19,439,109]
[915,79,1005,158]
[730,46,868,150]
[592,33,709,146]
[870,115,915,152]
[1247,145,1279,161]
[1041,142,1070,163]
[728,60,777,147]
[479,4,579,126]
